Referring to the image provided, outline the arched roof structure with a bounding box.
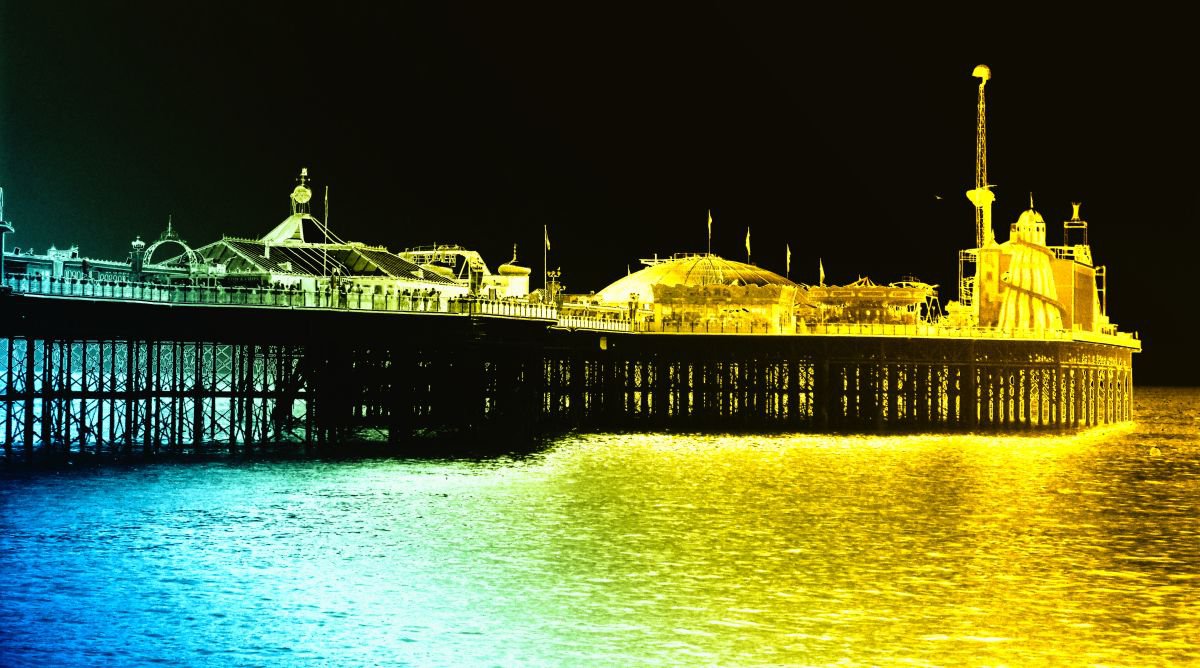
[595,254,795,304]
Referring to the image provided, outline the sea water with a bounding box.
[2,387,1197,667]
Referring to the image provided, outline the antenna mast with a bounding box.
[970,64,993,248]
[959,65,995,313]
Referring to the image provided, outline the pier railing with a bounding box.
[796,322,1139,347]
[2,273,1138,346]
[447,296,558,320]
[641,319,1080,338]
[2,274,448,312]
[0,274,621,326]
[638,318,1139,347]
[799,322,1071,339]
[555,315,633,332]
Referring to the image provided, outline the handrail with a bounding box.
[1,274,1139,347]
[632,317,1138,346]
[2,274,451,313]
[554,315,633,332]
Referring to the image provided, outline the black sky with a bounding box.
[1,2,1195,384]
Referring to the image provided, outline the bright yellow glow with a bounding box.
[488,424,1185,665]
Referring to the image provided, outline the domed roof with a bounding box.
[497,262,531,276]
[496,244,531,276]
[420,263,457,280]
[596,254,795,304]
[1007,207,1048,246]
[1015,208,1046,227]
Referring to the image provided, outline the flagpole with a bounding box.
[707,209,712,257]
[322,186,329,280]
[543,224,548,301]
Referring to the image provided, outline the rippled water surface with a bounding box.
[2,387,1198,666]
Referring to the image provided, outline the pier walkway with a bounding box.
[1,275,1141,348]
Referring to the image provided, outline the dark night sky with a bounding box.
[2,3,1196,384]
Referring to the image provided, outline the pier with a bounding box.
[0,64,1143,465]
[1,288,1134,465]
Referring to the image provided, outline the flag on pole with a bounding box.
[707,209,713,254]
[745,227,751,260]
[786,244,791,277]
[543,224,551,299]
[819,258,825,286]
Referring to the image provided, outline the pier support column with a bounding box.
[24,338,36,461]
[917,364,929,427]
[1022,368,1031,429]
[787,358,800,427]
[1052,364,1061,428]
[886,364,898,427]
[653,356,668,427]
[815,357,830,430]
[1080,364,1089,426]
[946,365,958,427]
[964,352,977,430]
[388,348,411,445]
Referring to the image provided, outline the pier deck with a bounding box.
[1,291,1135,464]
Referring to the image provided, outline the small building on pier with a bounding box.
[804,277,939,326]
[188,172,469,303]
[964,202,1113,336]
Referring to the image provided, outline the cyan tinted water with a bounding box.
[2,387,1198,667]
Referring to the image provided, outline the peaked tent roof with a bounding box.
[192,238,460,286]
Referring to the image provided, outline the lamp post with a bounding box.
[546,268,561,305]
[0,187,12,292]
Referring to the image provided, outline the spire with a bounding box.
[158,213,183,243]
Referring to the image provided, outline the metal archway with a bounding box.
[142,238,203,271]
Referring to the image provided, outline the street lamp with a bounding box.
[0,187,13,292]
[546,268,561,305]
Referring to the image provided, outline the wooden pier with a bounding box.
[1,293,1134,464]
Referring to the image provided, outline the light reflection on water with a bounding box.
[1,387,1198,666]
